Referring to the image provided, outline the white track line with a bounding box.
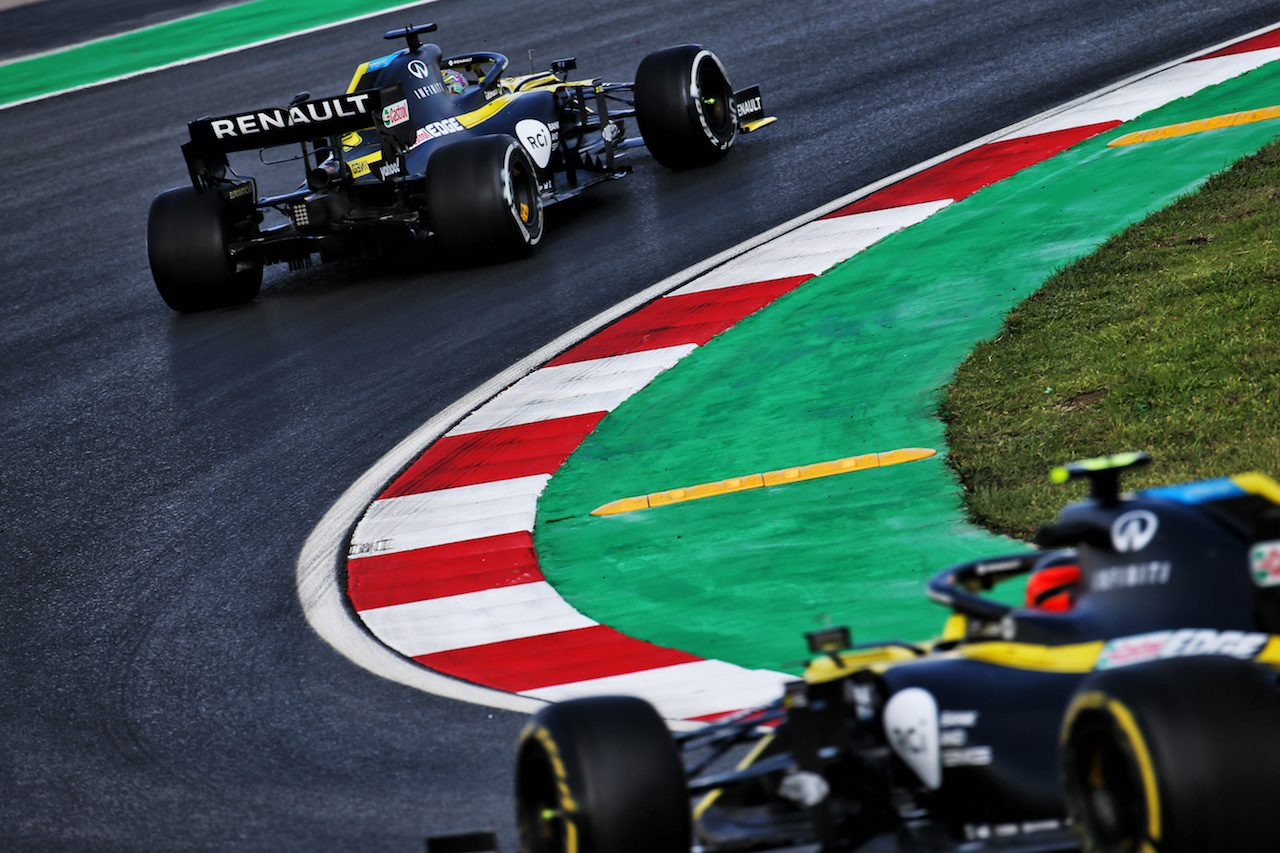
[0,0,442,112]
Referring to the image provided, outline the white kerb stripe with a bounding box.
[1009,48,1280,139]
[829,198,956,233]
[446,346,698,436]
[350,475,549,555]
[521,659,797,721]
[742,202,953,263]
[665,257,825,297]
[358,582,598,656]
[672,199,953,296]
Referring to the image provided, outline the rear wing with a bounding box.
[182,90,392,191]
[185,91,381,155]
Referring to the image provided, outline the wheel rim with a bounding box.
[504,146,542,246]
[516,740,569,853]
[1069,721,1147,851]
[693,54,735,143]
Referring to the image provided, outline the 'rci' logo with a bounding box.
[1111,510,1159,553]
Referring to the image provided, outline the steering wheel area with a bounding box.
[443,52,510,93]
[927,550,1076,625]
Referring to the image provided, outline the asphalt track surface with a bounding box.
[3,1,1279,851]
[0,0,234,63]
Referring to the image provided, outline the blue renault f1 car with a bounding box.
[147,22,773,311]
[514,453,1280,853]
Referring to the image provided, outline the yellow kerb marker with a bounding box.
[591,447,936,515]
[1109,105,1280,147]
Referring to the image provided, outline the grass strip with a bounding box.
[944,139,1280,540]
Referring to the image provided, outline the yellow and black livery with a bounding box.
[147,22,774,312]
[514,453,1280,853]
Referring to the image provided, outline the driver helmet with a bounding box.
[1024,562,1081,612]
[441,69,467,95]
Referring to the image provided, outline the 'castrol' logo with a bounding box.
[1253,541,1280,587]
[381,99,410,128]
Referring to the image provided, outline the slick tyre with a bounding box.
[427,134,544,257]
[147,186,262,312]
[1061,656,1280,853]
[515,696,690,853]
[634,45,737,170]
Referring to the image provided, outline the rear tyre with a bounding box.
[147,186,262,312]
[1061,656,1280,853]
[515,696,690,853]
[426,134,544,257]
[634,45,737,170]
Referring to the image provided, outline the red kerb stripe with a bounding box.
[1195,29,1280,60]
[415,625,702,692]
[548,277,812,366]
[379,412,607,497]
[824,122,1122,217]
[348,532,542,610]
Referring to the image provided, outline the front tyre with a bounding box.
[634,45,737,170]
[515,696,690,853]
[1061,656,1280,853]
[427,134,544,257]
[147,186,262,312]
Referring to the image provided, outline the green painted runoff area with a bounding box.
[535,59,1280,675]
[0,0,422,106]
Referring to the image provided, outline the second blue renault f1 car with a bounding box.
[514,453,1280,853]
[147,22,774,311]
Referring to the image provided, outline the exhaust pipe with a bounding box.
[308,156,341,190]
